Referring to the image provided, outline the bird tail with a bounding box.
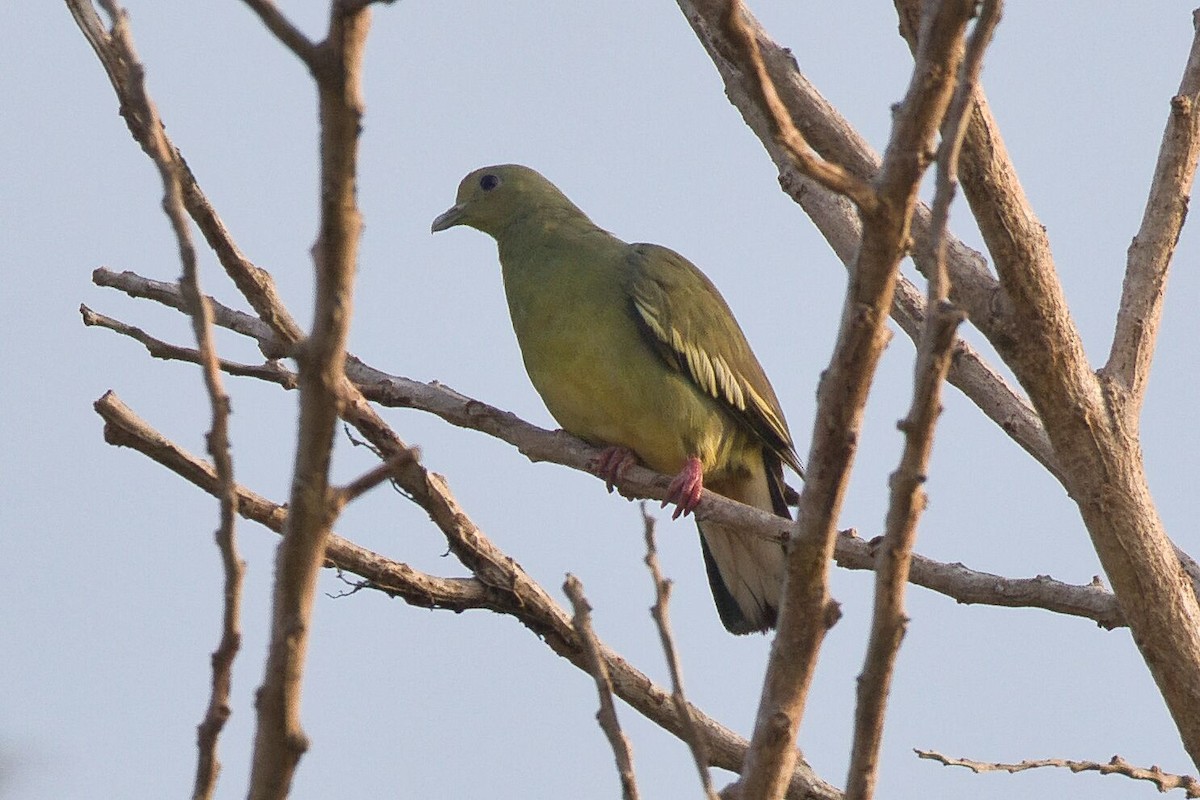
[698,451,790,635]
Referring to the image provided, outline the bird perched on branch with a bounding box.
[432,164,802,634]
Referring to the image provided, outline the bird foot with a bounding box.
[663,456,704,520]
[590,446,640,493]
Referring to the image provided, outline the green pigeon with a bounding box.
[432,164,802,634]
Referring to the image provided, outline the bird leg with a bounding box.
[664,456,704,520]
[590,445,640,493]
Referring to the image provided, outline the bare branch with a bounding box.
[66,0,302,345]
[92,390,483,607]
[916,750,1200,798]
[85,271,1127,629]
[674,0,1071,530]
[833,533,1123,629]
[1105,10,1200,411]
[923,1,1003,305]
[733,1,978,795]
[91,390,841,800]
[969,16,1200,770]
[55,16,616,770]
[642,506,719,800]
[717,1,877,210]
[90,268,290,358]
[73,0,450,605]
[80,304,299,388]
[564,575,641,800]
[240,0,319,65]
[66,5,246,797]
[89,260,1058,500]
[332,449,420,508]
[245,0,372,794]
[844,5,998,797]
[893,0,1200,768]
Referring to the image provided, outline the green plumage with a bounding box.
[432,164,802,634]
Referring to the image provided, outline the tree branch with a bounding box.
[727,1,979,796]
[93,391,496,611]
[564,575,641,800]
[80,304,299,387]
[72,0,454,614]
[900,0,1200,772]
[717,2,877,210]
[84,268,1127,629]
[65,5,246,797]
[246,0,372,794]
[915,2,1200,767]
[66,0,304,346]
[675,0,1058,485]
[1104,10,1200,413]
[240,0,319,66]
[844,5,997,797]
[916,749,1200,797]
[833,532,1121,627]
[332,450,419,508]
[642,507,719,800]
[91,390,841,800]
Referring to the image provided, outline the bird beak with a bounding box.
[431,203,466,233]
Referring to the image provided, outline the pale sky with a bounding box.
[3,2,1198,799]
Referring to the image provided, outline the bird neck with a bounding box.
[495,202,599,245]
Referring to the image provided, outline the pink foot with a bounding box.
[664,456,704,520]
[590,446,640,493]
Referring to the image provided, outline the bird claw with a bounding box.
[663,456,704,519]
[590,446,639,493]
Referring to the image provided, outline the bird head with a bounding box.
[431,164,584,237]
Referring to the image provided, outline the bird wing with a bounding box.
[625,243,803,478]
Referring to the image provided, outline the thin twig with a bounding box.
[90,269,291,358]
[843,4,999,799]
[833,532,1122,628]
[80,304,299,388]
[333,449,421,508]
[564,575,640,800]
[916,749,1200,797]
[641,505,718,800]
[240,0,319,65]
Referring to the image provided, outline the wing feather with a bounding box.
[626,244,803,477]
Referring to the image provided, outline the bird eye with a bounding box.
[479,174,500,191]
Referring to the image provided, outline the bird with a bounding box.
[431,164,802,634]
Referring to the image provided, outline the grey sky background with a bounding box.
[3,2,1198,798]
